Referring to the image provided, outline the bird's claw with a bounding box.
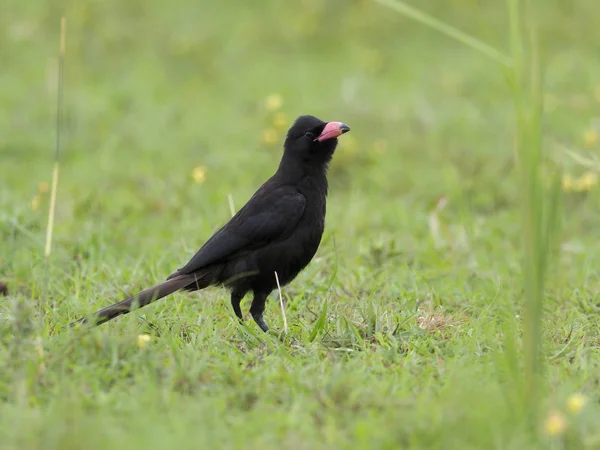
[252,314,269,332]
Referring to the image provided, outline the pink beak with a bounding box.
[315,121,351,142]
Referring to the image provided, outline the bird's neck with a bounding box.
[276,154,330,190]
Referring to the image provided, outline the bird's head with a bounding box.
[283,115,350,165]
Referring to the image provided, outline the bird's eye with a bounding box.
[305,131,316,139]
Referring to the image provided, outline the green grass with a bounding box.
[2,0,600,448]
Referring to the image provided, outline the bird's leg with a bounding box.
[250,291,270,332]
[230,291,244,321]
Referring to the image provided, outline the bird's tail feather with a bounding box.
[71,273,201,327]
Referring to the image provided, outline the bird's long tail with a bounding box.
[70,274,199,327]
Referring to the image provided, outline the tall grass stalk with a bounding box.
[44,17,66,260]
[507,0,561,420]
[374,0,561,425]
[373,0,512,67]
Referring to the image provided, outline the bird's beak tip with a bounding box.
[315,121,351,142]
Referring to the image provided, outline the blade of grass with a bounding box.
[45,17,66,259]
[508,0,560,425]
[373,0,512,67]
[342,316,366,349]
[274,271,288,334]
[308,299,328,343]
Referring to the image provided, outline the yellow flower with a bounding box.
[265,93,283,111]
[273,112,288,130]
[562,174,574,192]
[38,182,49,193]
[31,195,40,210]
[192,165,207,184]
[137,334,151,348]
[567,393,586,414]
[261,128,278,146]
[576,171,598,191]
[583,128,598,148]
[544,410,566,436]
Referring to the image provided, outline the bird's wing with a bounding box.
[177,185,306,275]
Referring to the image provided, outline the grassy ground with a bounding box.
[2,0,600,448]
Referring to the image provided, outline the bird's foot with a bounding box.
[252,313,270,332]
[231,299,243,321]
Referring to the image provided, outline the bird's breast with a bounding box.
[252,190,326,290]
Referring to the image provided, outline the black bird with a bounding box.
[72,115,350,332]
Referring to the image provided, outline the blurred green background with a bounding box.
[1,0,600,448]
